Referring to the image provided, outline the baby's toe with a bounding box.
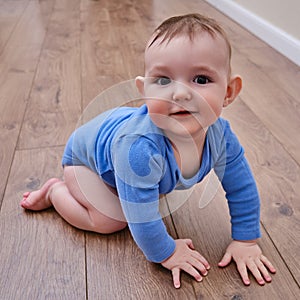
[23,191,31,198]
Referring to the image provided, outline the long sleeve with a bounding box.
[213,120,261,241]
[112,132,176,262]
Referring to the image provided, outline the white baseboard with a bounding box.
[205,0,300,66]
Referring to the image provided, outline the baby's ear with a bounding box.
[135,76,145,95]
[224,75,242,107]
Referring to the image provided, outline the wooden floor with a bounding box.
[0,0,299,299]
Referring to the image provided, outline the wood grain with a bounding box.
[232,54,300,165]
[0,0,28,52]
[0,0,299,299]
[86,204,197,299]
[0,147,86,299]
[80,0,129,106]
[18,0,81,149]
[0,0,54,205]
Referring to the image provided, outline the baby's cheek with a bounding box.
[212,102,223,117]
[204,96,224,117]
[146,99,170,115]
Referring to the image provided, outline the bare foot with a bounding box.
[21,178,61,211]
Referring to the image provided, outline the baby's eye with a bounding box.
[193,75,211,85]
[155,77,171,85]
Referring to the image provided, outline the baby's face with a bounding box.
[141,32,231,139]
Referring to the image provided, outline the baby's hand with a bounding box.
[161,239,210,288]
[218,240,276,285]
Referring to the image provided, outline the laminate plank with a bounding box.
[0,0,54,205]
[241,46,300,105]
[0,147,86,299]
[18,0,82,150]
[230,53,300,165]
[0,0,28,53]
[80,0,129,107]
[6,0,53,48]
[86,201,196,299]
[222,100,300,285]
[107,1,147,79]
[80,0,148,110]
[166,182,300,299]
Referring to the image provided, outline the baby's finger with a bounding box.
[184,239,195,250]
[255,258,272,283]
[247,260,265,285]
[218,252,232,267]
[192,251,210,270]
[181,263,203,283]
[236,261,250,285]
[261,255,276,273]
[172,268,181,289]
[188,257,209,276]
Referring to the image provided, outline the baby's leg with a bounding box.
[21,166,127,234]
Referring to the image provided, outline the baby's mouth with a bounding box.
[170,110,192,116]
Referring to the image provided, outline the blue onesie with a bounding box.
[62,104,261,263]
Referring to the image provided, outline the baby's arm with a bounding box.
[161,239,210,288]
[218,239,276,285]
[217,156,277,285]
[125,214,210,288]
[213,120,276,285]
[113,133,208,288]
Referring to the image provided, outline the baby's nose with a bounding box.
[172,82,192,102]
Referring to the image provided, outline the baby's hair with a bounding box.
[148,13,232,61]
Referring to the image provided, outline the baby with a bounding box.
[21,13,276,289]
